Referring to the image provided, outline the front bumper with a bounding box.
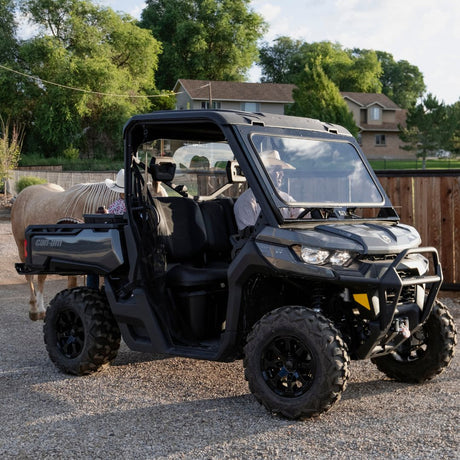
[348,247,442,359]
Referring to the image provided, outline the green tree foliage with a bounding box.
[259,37,306,84]
[445,101,460,156]
[0,0,17,61]
[376,51,426,108]
[399,94,451,167]
[259,38,426,110]
[259,39,382,93]
[0,0,20,118]
[299,43,382,93]
[140,0,266,90]
[15,0,172,159]
[287,58,358,137]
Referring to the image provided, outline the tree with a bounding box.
[140,0,266,90]
[258,40,427,109]
[16,0,172,159]
[0,0,17,61]
[287,58,358,137]
[259,39,382,93]
[376,51,426,108]
[0,0,21,119]
[259,37,306,84]
[399,94,448,168]
[445,101,460,156]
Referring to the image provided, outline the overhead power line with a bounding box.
[0,63,177,98]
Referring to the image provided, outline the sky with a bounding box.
[56,1,460,104]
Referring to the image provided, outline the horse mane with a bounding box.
[61,182,119,216]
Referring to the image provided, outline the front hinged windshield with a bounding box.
[248,133,394,222]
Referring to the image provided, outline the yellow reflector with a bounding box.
[353,293,371,310]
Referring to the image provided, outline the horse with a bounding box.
[11,182,119,320]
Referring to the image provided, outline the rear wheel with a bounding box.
[243,306,350,419]
[44,287,121,375]
[372,300,457,382]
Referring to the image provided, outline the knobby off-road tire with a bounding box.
[243,306,350,419]
[371,300,457,383]
[44,287,121,376]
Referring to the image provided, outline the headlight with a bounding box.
[329,250,353,266]
[297,246,353,266]
[300,247,330,264]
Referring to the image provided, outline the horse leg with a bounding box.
[34,274,48,320]
[26,274,39,321]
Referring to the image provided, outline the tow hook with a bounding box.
[394,317,411,338]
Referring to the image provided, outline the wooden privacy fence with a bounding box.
[376,170,460,289]
[8,168,460,287]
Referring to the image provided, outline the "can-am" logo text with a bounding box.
[34,239,63,248]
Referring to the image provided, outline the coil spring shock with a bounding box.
[311,284,326,312]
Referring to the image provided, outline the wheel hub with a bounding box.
[261,335,316,398]
[55,309,85,359]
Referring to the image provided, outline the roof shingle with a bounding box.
[341,92,401,109]
[175,79,296,103]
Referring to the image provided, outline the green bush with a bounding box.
[16,176,47,194]
[62,146,80,161]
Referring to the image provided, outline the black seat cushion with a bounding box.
[155,197,207,263]
[199,198,237,262]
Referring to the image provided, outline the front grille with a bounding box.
[386,269,418,305]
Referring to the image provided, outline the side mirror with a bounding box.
[226,160,246,183]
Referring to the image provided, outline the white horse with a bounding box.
[11,182,119,320]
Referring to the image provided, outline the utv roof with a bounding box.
[123,109,353,138]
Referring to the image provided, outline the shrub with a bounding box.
[62,146,80,161]
[1,117,24,190]
[16,176,47,194]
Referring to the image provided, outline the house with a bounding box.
[173,80,409,160]
[173,79,295,114]
[341,92,409,159]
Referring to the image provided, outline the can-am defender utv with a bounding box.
[18,110,457,419]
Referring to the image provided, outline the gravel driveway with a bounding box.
[0,220,458,459]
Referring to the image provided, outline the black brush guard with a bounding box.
[353,246,442,359]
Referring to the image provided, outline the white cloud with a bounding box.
[251,0,460,103]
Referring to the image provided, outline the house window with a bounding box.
[375,134,386,146]
[241,102,260,112]
[371,107,381,121]
[201,101,221,109]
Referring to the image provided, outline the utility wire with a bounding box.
[0,63,177,98]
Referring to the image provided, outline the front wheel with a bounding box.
[243,306,350,419]
[44,287,121,375]
[371,300,457,383]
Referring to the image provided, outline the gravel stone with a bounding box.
[0,221,458,459]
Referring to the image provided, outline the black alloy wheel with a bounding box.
[244,306,350,419]
[55,308,85,359]
[261,335,316,398]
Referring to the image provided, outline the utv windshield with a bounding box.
[251,134,384,211]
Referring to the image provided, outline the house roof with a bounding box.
[174,79,296,103]
[341,92,401,110]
